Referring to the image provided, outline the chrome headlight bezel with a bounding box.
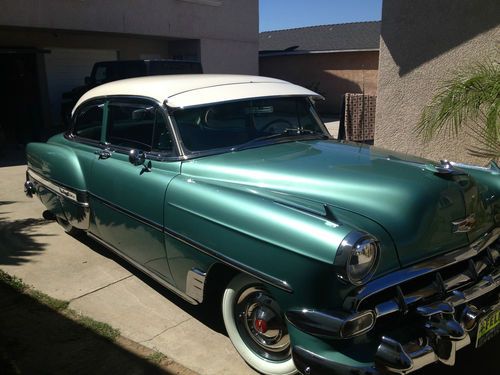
[334,231,380,286]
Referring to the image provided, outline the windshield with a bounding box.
[172,97,327,152]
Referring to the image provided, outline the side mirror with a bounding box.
[129,149,145,166]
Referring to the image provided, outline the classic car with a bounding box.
[24,75,499,375]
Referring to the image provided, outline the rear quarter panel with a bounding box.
[26,133,95,229]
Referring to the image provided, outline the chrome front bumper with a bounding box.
[292,286,499,375]
[290,230,500,375]
[374,296,500,374]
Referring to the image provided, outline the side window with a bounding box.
[106,100,172,153]
[152,110,173,152]
[73,104,104,141]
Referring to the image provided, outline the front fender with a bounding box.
[459,162,500,226]
[164,176,399,311]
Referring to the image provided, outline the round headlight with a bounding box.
[334,231,379,285]
[347,238,378,283]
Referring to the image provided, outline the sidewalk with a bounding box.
[0,164,256,375]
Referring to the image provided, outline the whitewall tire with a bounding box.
[222,273,297,375]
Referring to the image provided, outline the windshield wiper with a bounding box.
[231,129,328,151]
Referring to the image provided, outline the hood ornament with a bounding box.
[452,214,476,233]
[425,160,467,175]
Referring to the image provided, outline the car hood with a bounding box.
[180,140,495,266]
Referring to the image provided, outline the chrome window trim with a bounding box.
[344,227,500,311]
[105,97,178,156]
[167,95,330,158]
[69,98,106,144]
[69,95,182,159]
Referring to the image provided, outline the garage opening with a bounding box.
[44,48,117,126]
[0,48,45,145]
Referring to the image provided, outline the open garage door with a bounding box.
[44,48,117,126]
[0,49,45,145]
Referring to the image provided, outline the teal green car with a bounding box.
[24,75,500,375]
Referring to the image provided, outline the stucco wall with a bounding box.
[259,51,378,115]
[0,0,258,74]
[375,0,499,165]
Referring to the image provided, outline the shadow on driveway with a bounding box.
[76,233,228,336]
[0,202,53,266]
[0,277,182,375]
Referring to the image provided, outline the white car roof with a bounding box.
[73,74,322,114]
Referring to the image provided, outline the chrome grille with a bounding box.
[343,231,500,319]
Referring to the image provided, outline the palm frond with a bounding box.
[466,125,500,161]
[416,58,500,160]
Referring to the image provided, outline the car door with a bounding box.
[88,97,180,284]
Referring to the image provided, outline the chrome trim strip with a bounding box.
[87,232,199,305]
[186,268,206,303]
[88,192,164,232]
[445,268,500,307]
[450,161,500,173]
[273,201,341,227]
[88,193,293,293]
[163,226,294,293]
[27,169,89,207]
[344,228,500,310]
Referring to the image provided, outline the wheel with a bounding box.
[222,273,297,375]
[55,216,81,236]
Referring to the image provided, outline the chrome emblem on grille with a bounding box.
[452,214,476,233]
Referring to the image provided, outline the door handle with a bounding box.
[95,149,112,160]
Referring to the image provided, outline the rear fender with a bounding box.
[26,141,90,230]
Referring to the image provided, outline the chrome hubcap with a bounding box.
[234,286,290,361]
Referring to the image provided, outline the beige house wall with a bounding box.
[259,51,378,115]
[0,0,259,74]
[375,0,499,165]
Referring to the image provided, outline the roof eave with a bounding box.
[259,48,379,57]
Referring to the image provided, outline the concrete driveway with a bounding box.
[0,163,256,375]
[1,161,498,375]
